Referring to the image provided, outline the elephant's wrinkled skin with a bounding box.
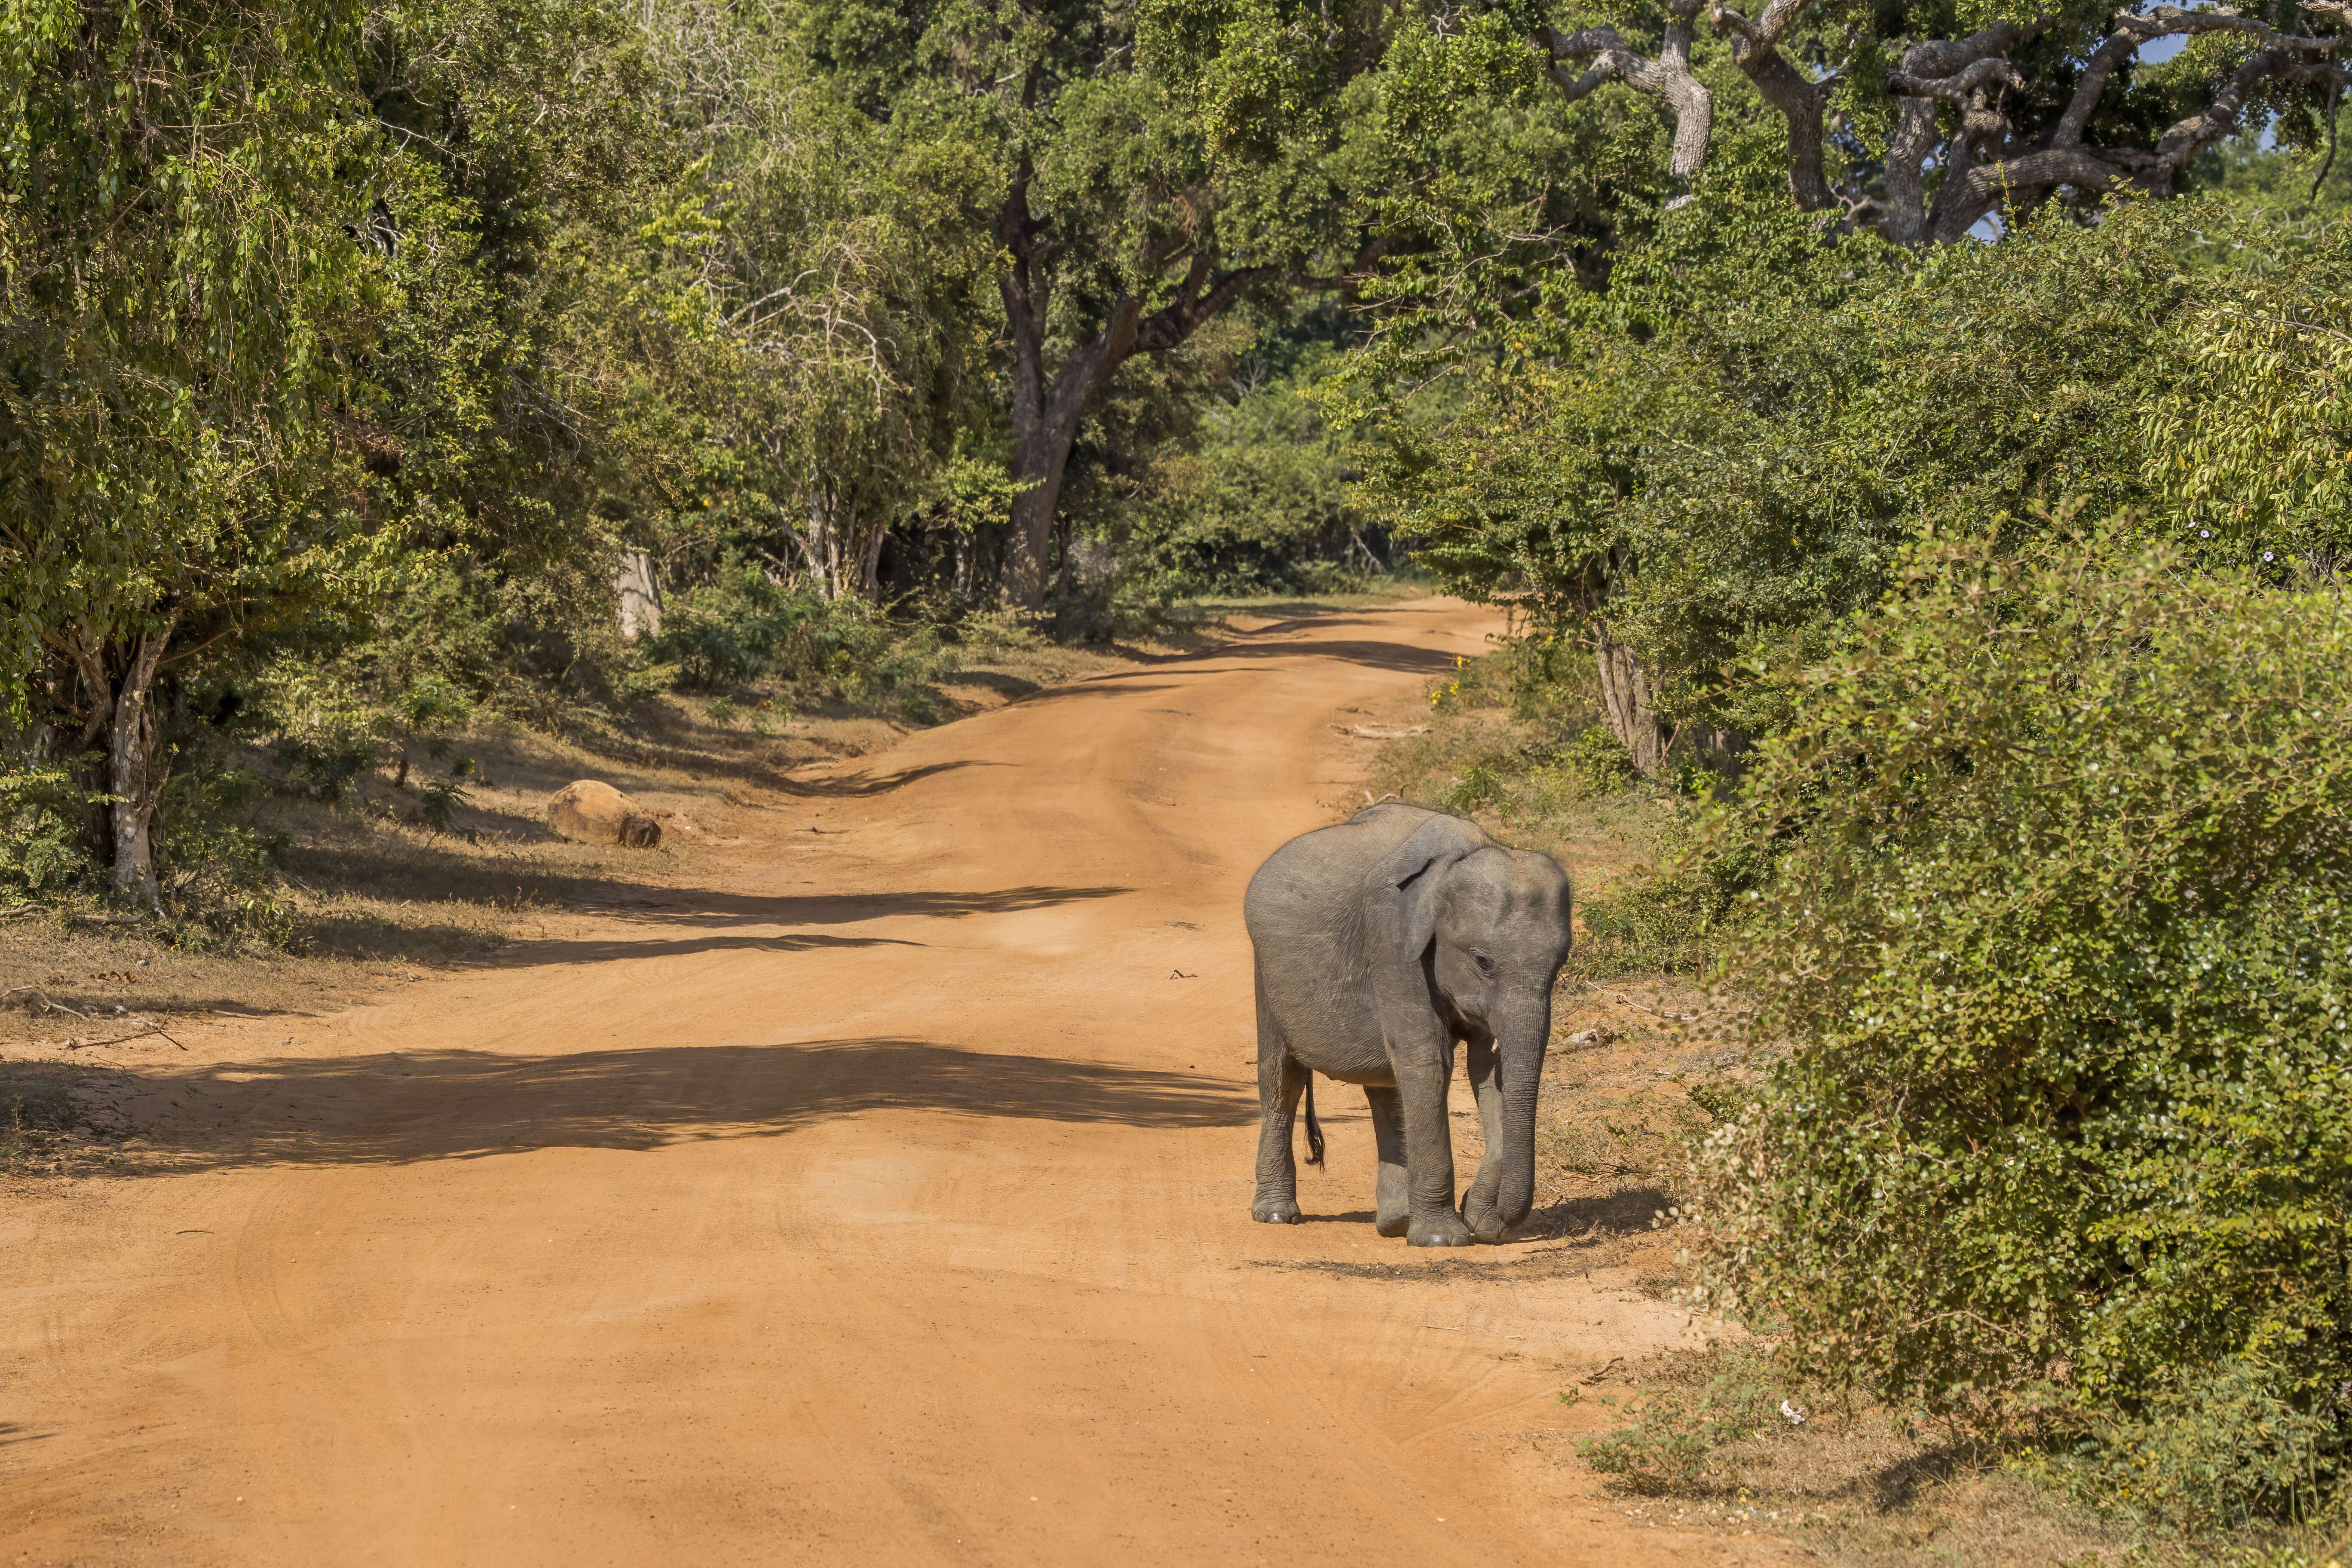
[1243,804,1572,1246]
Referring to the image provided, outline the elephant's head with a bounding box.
[1371,815,1573,1241]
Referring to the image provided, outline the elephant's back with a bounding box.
[1242,805,1432,946]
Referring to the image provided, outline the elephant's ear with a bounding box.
[1366,814,1492,967]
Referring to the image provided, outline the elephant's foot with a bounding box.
[1406,1212,1476,1247]
[1251,1197,1303,1225]
[1462,1195,1512,1244]
[1375,1207,1409,1239]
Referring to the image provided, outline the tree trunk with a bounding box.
[1734,45,1836,211]
[1002,414,1081,612]
[1595,622,1672,777]
[616,551,663,641]
[999,291,1139,612]
[59,622,176,908]
[107,626,173,910]
[857,518,887,600]
[54,639,117,873]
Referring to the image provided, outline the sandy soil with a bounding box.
[1,599,1798,1565]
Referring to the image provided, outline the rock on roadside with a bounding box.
[547,781,662,848]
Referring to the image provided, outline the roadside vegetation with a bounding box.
[8,0,2352,1556]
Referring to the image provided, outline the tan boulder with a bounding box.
[547,780,661,848]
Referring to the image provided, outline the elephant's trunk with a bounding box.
[1464,997,1550,1242]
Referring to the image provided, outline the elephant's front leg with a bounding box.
[1365,1086,1409,1238]
[1393,1038,1475,1247]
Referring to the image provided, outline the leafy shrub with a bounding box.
[258,664,477,808]
[1123,340,1384,597]
[1691,533,2352,1529]
[1438,763,1506,815]
[1576,1348,1791,1494]
[648,566,957,714]
[1569,865,1735,979]
[0,763,92,894]
[1556,723,1635,796]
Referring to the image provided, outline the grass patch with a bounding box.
[1567,1342,2348,1567]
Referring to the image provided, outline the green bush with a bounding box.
[648,566,957,715]
[0,763,93,895]
[1569,864,1735,979]
[255,664,477,815]
[1691,532,2352,1529]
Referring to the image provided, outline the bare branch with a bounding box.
[1880,21,2037,243]
[2151,51,2352,178]
[2211,307,2352,343]
[2056,6,2335,149]
[1886,57,2027,99]
[1544,2,1713,181]
[1924,149,2127,242]
[1717,0,1818,49]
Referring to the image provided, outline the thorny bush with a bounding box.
[1687,531,2352,1530]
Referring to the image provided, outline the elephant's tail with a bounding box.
[1303,1073,1325,1167]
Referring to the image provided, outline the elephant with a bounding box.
[1242,803,1572,1246]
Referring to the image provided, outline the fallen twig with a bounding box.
[1,985,93,1019]
[1331,724,1429,739]
[1579,982,1704,1022]
[69,1022,187,1052]
[67,911,147,927]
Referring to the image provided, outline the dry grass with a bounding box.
[1576,1341,2346,1567]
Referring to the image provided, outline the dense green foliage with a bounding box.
[1351,158,2352,741]
[1691,535,2352,1528]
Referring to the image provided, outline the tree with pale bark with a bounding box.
[1532,0,2352,243]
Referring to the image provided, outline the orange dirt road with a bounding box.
[3,600,1795,1565]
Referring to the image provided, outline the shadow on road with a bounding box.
[521,885,1134,967]
[1515,1186,1675,1242]
[1021,637,1457,697]
[119,1036,1253,1172]
[502,931,933,965]
[766,760,1002,798]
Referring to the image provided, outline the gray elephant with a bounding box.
[1242,803,1572,1246]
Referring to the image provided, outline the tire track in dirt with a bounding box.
[1,600,1801,1565]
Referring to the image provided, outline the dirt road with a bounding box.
[3,600,1793,1565]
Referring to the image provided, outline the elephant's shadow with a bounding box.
[1511,1186,1675,1243]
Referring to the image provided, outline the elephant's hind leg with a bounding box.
[1364,1085,1409,1237]
[1250,982,1311,1225]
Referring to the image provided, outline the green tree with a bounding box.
[1345,143,2352,771]
[0,0,386,905]
[776,0,1405,609]
[636,0,1001,603]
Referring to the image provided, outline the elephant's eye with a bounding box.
[1473,949,1496,974]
